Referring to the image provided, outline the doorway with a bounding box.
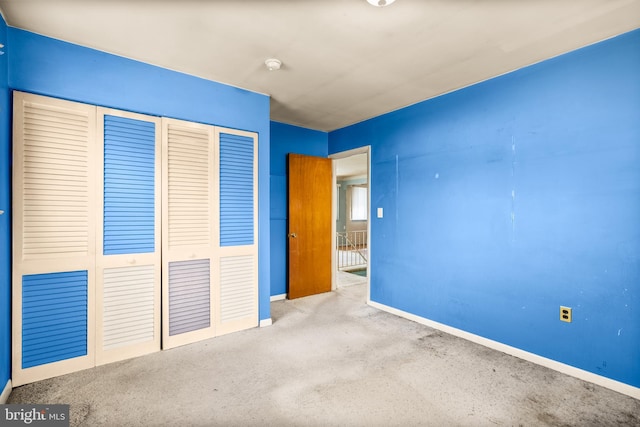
[331,147,371,301]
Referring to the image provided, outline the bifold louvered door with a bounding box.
[162,118,217,349]
[12,92,97,386]
[95,109,161,365]
[216,129,258,336]
[162,122,259,347]
[13,92,259,383]
[12,93,162,385]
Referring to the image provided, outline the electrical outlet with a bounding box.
[560,306,572,323]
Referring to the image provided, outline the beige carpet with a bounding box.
[8,284,640,426]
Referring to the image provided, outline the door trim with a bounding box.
[329,146,371,303]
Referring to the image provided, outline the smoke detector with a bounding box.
[367,0,396,6]
[265,58,282,71]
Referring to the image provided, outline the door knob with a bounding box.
[289,233,297,238]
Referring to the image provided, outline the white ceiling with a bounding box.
[0,0,638,131]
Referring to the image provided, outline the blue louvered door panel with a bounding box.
[97,110,160,365]
[22,271,88,369]
[103,115,156,254]
[216,129,258,336]
[219,132,255,246]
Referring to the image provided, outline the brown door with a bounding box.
[288,153,332,299]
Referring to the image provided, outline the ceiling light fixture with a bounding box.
[265,58,282,71]
[367,0,395,7]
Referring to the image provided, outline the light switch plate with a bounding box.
[377,207,383,218]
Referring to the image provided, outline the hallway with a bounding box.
[8,284,639,426]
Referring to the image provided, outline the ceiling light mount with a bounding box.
[265,58,282,71]
[367,0,396,7]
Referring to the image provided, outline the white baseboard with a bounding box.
[0,379,11,404]
[259,318,273,327]
[368,300,640,400]
[270,294,286,302]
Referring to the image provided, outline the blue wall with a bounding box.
[0,14,10,391]
[7,28,272,322]
[270,121,328,296]
[330,30,640,388]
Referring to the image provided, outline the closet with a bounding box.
[12,92,258,386]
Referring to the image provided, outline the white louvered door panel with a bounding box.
[168,259,211,336]
[217,255,257,335]
[162,118,217,349]
[215,128,258,336]
[95,108,161,365]
[12,92,97,386]
[102,265,155,349]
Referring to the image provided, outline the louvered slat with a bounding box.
[22,271,88,369]
[219,133,254,246]
[167,125,210,248]
[103,115,156,255]
[102,265,155,350]
[22,102,90,257]
[168,259,211,336]
[219,256,254,323]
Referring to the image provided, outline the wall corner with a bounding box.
[0,379,11,404]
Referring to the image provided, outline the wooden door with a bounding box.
[288,153,332,299]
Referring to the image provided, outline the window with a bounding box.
[350,186,367,221]
[337,184,341,221]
